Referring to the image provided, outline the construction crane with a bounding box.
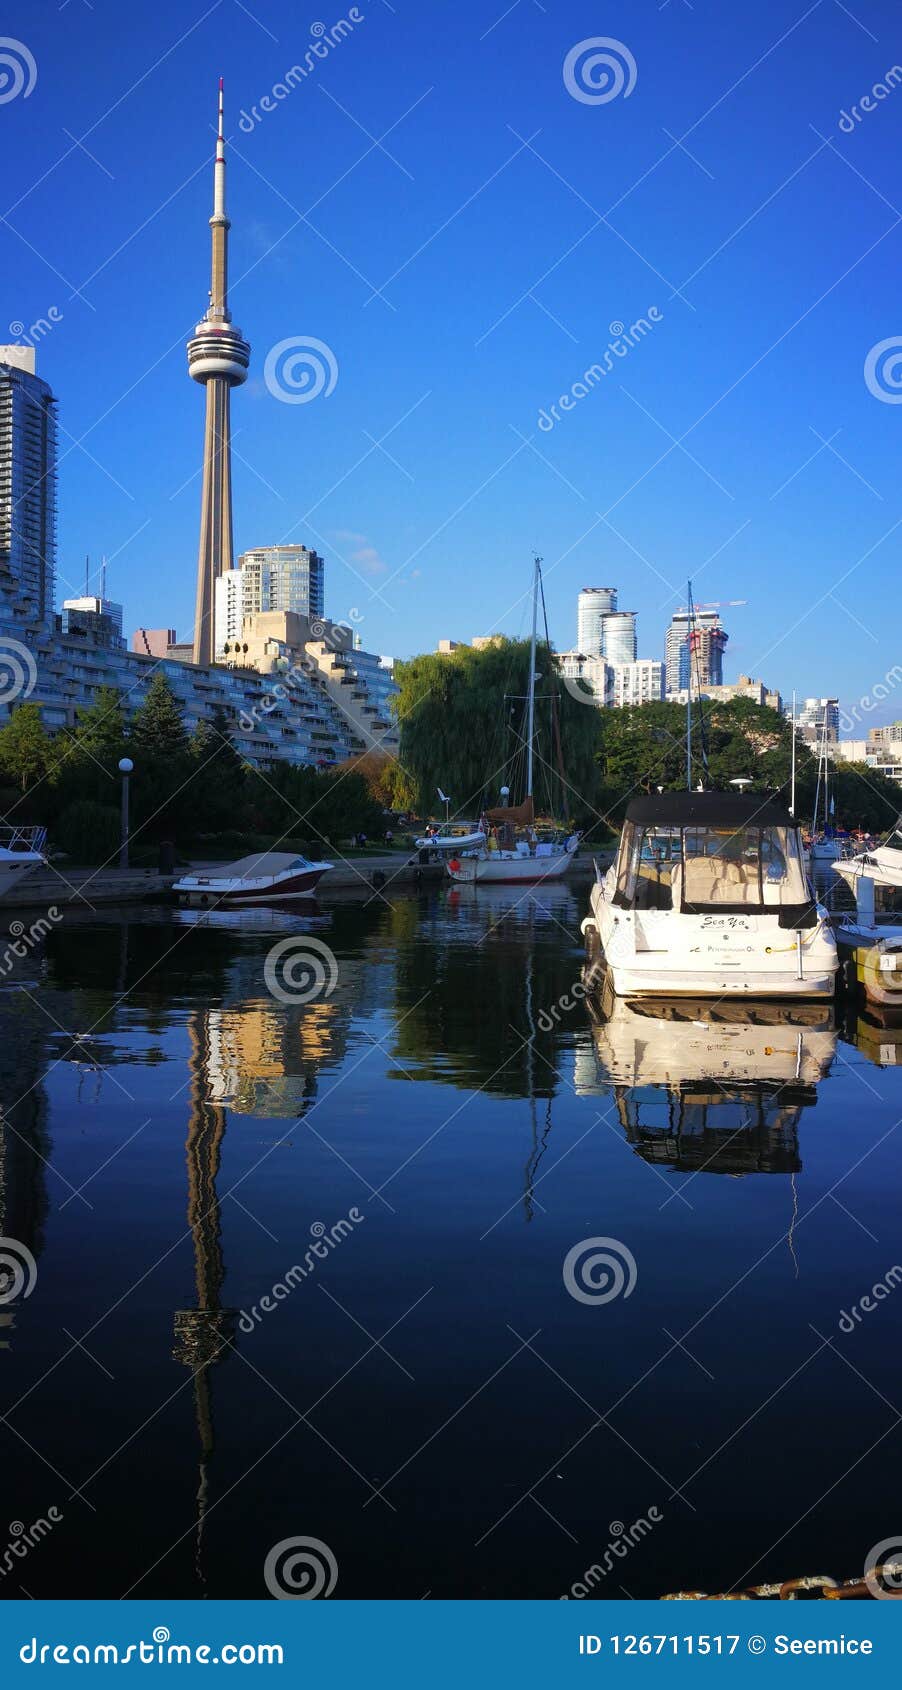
[678,598,748,614]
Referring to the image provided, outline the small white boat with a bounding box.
[584,791,838,999]
[174,851,333,907]
[0,826,47,896]
[414,828,486,855]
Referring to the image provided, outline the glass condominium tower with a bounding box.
[0,346,56,627]
[239,546,325,622]
[576,587,617,655]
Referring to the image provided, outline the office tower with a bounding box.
[577,587,617,655]
[0,345,56,625]
[60,595,124,646]
[189,82,251,667]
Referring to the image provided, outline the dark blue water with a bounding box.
[1,885,901,1600]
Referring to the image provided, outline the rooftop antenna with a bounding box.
[84,553,89,596]
[101,554,107,602]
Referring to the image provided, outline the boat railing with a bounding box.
[0,825,47,855]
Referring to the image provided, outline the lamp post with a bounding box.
[118,757,133,870]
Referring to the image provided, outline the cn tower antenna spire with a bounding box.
[188,79,250,668]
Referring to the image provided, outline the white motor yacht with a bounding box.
[0,826,48,897]
[173,851,333,907]
[583,791,838,999]
[833,831,902,895]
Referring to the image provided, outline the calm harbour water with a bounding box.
[2,882,902,1600]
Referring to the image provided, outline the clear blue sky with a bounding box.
[5,0,902,721]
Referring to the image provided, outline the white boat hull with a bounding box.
[834,850,902,893]
[447,851,574,884]
[587,882,838,1001]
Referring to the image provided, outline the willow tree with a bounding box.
[393,639,604,823]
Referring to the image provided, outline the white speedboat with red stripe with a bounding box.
[174,851,333,907]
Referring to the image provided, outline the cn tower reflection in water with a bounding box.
[576,980,838,1178]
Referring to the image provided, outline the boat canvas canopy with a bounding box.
[625,791,793,829]
[484,796,535,828]
[214,853,311,880]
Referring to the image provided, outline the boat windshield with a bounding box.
[614,822,808,912]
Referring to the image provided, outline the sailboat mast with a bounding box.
[526,555,540,800]
[790,689,797,817]
[686,579,692,790]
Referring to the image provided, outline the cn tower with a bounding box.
[188,81,250,667]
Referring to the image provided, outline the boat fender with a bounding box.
[371,870,386,891]
[448,858,461,873]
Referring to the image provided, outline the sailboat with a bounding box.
[446,557,580,885]
[808,703,843,865]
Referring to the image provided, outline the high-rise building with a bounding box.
[611,659,664,707]
[688,623,728,690]
[0,346,56,626]
[239,546,324,621]
[61,595,124,645]
[577,587,617,654]
[212,548,325,656]
[189,82,250,667]
[213,567,243,656]
[795,697,840,745]
[601,610,637,666]
[664,608,725,693]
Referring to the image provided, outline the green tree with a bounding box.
[131,674,188,756]
[187,707,248,833]
[0,703,54,793]
[72,685,128,759]
[393,639,603,824]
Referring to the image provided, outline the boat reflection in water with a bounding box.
[578,979,838,1177]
